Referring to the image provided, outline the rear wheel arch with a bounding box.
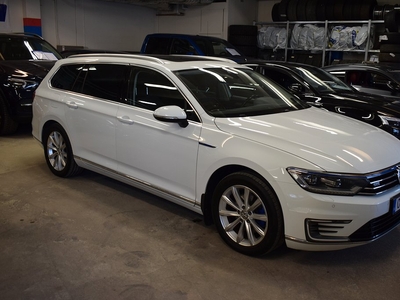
[41,121,82,177]
[41,120,60,143]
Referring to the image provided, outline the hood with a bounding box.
[214,107,400,173]
[0,60,57,80]
[318,90,400,117]
[335,90,398,104]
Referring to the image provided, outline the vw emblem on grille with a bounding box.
[397,166,400,183]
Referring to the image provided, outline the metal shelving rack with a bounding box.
[254,19,384,66]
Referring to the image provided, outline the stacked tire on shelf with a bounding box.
[375,5,400,63]
[227,25,258,58]
[272,0,377,22]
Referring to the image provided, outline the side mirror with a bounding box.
[153,105,189,128]
[387,81,400,92]
[288,82,304,94]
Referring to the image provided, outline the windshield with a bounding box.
[291,66,353,93]
[175,67,308,117]
[0,36,62,60]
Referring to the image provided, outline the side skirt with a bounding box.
[74,156,203,215]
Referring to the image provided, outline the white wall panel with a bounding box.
[0,0,24,32]
[41,0,155,52]
[154,3,226,38]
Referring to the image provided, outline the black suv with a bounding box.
[0,33,62,135]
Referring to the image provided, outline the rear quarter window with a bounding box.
[51,64,83,91]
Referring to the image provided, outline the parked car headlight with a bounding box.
[8,77,39,91]
[379,115,400,128]
[379,115,400,137]
[287,167,369,196]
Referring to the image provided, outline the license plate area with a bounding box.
[391,194,400,215]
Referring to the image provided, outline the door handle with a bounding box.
[117,116,134,125]
[66,101,78,109]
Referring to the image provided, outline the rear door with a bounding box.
[57,63,129,170]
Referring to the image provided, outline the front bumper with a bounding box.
[279,181,400,251]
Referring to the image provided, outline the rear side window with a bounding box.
[144,37,172,54]
[171,38,197,55]
[51,64,129,102]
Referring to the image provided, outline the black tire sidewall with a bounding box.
[228,25,258,37]
[211,172,284,256]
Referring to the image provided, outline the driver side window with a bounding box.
[129,68,199,122]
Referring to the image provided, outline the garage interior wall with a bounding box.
[0,0,399,51]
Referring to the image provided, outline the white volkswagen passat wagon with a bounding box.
[32,54,400,256]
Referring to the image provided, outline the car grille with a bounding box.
[359,164,400,195]
[349,210,400,242]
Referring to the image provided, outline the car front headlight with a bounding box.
[287,167,369,196]
[8,77,39,91]
[379,115,400,137]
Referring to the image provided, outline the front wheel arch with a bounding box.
[203,166,278,224]
[210,171,285,256]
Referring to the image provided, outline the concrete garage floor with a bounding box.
[1,125,400,300]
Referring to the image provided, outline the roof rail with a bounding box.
[11,32,44,39]
[68,53,167,64]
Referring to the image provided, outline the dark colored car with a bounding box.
[246,61,400,139]
[0,33,62,135]
[323,63,400,100]
[140,33,258,63]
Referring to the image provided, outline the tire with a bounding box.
[228,35,257,47]
[333,0,345,21]
[379,52,400,63]
[359,0,377,20]
[380,44,400,53]
[279,0,290,21]
[228,25,258,37]
[296,0,307,21]
[352,0,364,20]
[235,45,258,57]
[343,2,354,21]
[325,0,336,21]
[305,0,318,21]
[43,123,82,177]
[372,5,383,20]
[271,3,281,21]
[0,96,19,135]
[211,172,284,256]
[378,32,400,45]
[316,0,327,21]
[385,9,400,33]
[287,0,299,21]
